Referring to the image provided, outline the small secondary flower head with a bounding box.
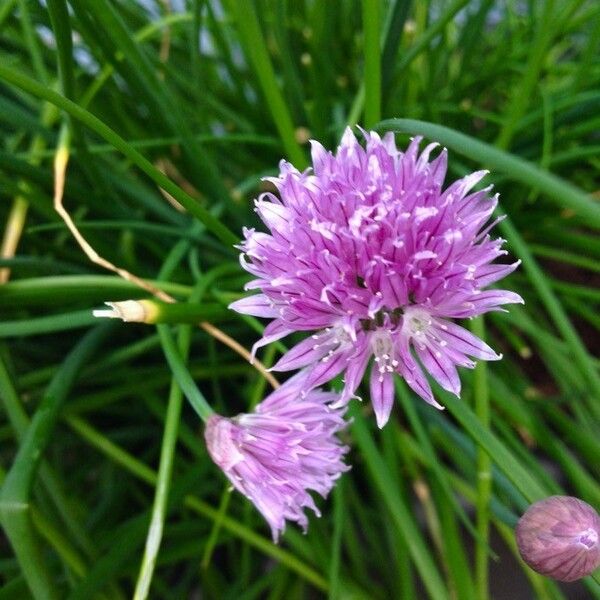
[204,373,349,541]
[230,128,522,427]
[516,495,600,582]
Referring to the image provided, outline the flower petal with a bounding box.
[229,294,279,318]
[369,369,395,428]
[434,320,501,361]
[272,334,332,372]
[338,342,371,404]
[251,320,294,359]
[305,351,349,389]
[473,261,521,288]
[416,344,461,396]
[397,340,443,409]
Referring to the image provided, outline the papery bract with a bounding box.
[231,128,522,427]
[516,496,600,582]
[204,374,349,541]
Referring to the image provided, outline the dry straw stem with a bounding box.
[154,158,192,212]
[1,103,58,282]
[0,196,28,283]
[53,128,279,390]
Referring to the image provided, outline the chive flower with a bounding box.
[516,496,600,582]
[230,128,522,427]
[204,374,349,541]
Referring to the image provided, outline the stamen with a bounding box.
[370,330,397,381]
[402,307,433,338]
[318,324,353,363]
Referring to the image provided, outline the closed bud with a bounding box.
[516,495,600,582]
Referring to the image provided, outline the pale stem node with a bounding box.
[92,301,151,323]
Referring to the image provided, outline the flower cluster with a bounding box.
[205,127,522,539]
[204,374,349,541]
[231,128,522,427]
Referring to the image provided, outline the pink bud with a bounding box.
[516,496,600,582]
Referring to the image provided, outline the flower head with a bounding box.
[230,128,522,427]
[204,374,349,541]
[516,496,600,582]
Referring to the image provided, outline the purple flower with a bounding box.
[204,374,349,541]
[516,496,600,582]
[230,128,522,427]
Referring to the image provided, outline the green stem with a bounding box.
[225,0,306,168]
[46,0,74,98]
[0,101,57,283]
[362,0,381,128]
[495,0,556,150]
[200,488,232,569]
[30,507,87,579]
[529,244,600,273]
[0,351,102,565]
[0,0,18,28]
[157,324,214,421]
[71,0,229,204]
[441,393,548,503]
[451,478,565,600]
[499,217,600,419]
[66,415,156,484]
[0,64,238,247]
[390,0,470,86]
[0,325,111,600]
[133,327,191,600]
[0,309,98,337]
[17,133,277,160]
[79,13,193,109]
[2,325,109,495]
[133,246,212,598]
[351,408,448,600]
[327,480,344,600]
[395,379,488,550]
[350,0,468,126]
[0,275,193,307]
[471,317,491,600]
[17,0,49,84]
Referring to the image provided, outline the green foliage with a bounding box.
[1,1,599,598]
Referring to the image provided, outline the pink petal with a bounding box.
[369,369,395,428]
[474,261,521,287]
[272,335,332,371]
[229,294,279,318]
[305,351,349,388]
[255,197,290,230]
[434,320,501,360]
[416,344,461,396]
[397,341,443,409]
[251,320,294,358]
[429,148,448,187]
[338,343,371,404]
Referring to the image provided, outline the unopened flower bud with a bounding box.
[516,496,600,582]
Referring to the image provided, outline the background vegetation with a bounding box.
[0,0,599,598]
